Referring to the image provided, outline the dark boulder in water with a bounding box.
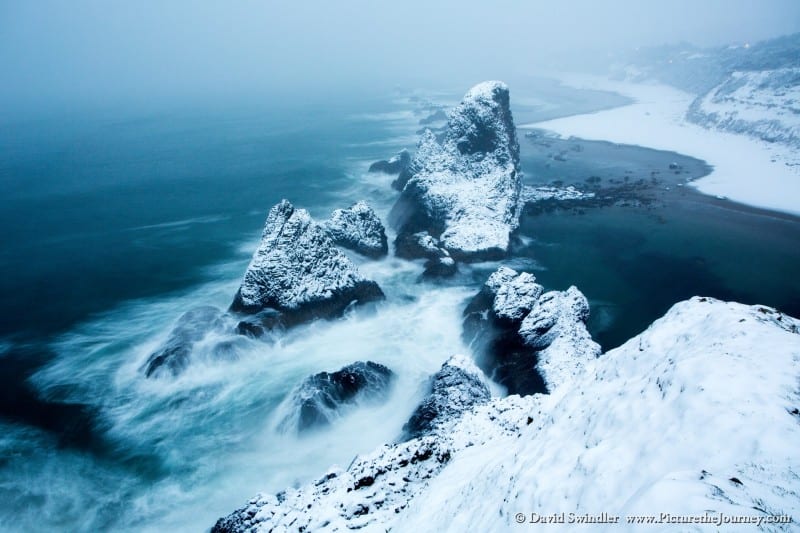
[230,200,384,332]
[279,361,395,432]
[143,306,226,378]
[368,149,411,175]
[403,355,490,439]
[323,201,389,258]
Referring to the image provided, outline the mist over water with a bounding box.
[3,0,800,114]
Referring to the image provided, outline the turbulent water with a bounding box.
[1,81,798,531]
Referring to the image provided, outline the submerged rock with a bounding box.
[463,267,598,394]
[143,306,227,378]
[403,354,491,439]
[279,361,395,432]
[230,200,384,331]
[323,201,388,258]
[422,255,457,278]
[391,81,522,261]
[368,149,411,175]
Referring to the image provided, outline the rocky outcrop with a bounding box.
[403,355,491,439]
[368,149,410,175]
[323,201,388,258]
[143,306,227,378]
[278,361,394,433]
[393,231,457,278]
[391,81,523,261]
[230,200,384,331]
[518,286,600,388]
[463,266,599,394]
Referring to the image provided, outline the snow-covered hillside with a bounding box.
[213,297,800,532]
[688,68,800,148]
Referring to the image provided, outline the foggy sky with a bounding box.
[2,0,800,111]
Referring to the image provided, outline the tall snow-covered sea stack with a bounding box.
[391,81,522,261]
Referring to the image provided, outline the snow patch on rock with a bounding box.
[521,185,595,204]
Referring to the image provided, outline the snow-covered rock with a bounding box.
[391,81,522,261]
[521,185,595,204]
[463,267,599,394]
[519,286,599,389]
[212,298,800,532]
[393,231,457,278]
[142,306,228,378]
[368,149,411,175]
[278,361,394,433]
[323,201,388,258]
[403,354,491,439]
[230,200,384,328]
[688,68,800,148]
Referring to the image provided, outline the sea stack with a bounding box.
[230,200,384,330]
[391,81,522,261]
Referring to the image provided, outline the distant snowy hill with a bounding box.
[213,298,800,532]
[687,68,800,148]
[612,34,800,153]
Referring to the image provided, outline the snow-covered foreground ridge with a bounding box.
[213,297,800,532]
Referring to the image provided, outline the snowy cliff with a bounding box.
[687,68,800,149]
[212,297,800,532]
[391,81,522,261]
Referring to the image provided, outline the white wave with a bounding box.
[21,247,474,531]
[127,214,229,232]
[348,110,417,122]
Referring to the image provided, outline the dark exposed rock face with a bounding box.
[391,81,522,262]
[323,201,388,258]
[463,267,599,395]
[230,200,384,332]
[279,361,395,432]
[143,306,227,378]
[403,354,491,439]
[368,149,411,175]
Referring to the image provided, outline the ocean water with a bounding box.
[1,82,798,531]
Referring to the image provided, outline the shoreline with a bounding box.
[521,73,800,218]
